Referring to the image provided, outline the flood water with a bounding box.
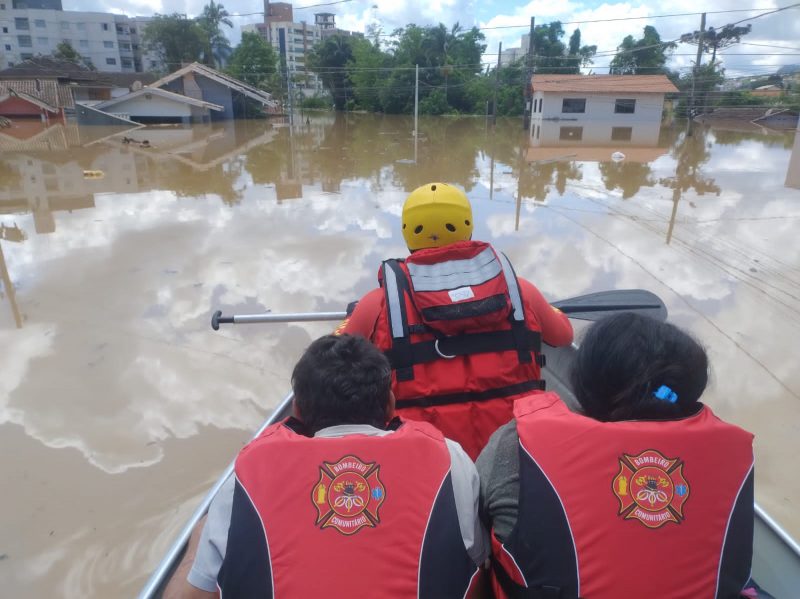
[1,114,799,596]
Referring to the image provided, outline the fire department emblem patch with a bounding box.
[612,449,690,529]
[311,455,386,535]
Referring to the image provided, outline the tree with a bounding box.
[142,14,207,71]
[197,1,233,68]
[529,22,596,74]
[308,34,359,110]
[610,26,676,75]
[227,32,280,93]
[680,24,751,64]
[52,41,95,70]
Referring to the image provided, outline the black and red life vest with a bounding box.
[493,392,754,599]
[372,240,545,459]
[217,417,478,598]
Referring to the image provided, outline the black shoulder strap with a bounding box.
[381,259,415,381]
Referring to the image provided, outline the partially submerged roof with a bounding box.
[150,62,278,108]
[0,79,73,108]
[0,57,101,83]
[95,87,224,111]
[0,88,59,113]
[531,74,678,94]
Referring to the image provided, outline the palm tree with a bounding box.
[198,1,233,68]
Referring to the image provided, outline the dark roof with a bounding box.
[0,57,103,83]
[0,79,73,108]
[103,72,158,88]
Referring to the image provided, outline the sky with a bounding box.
[63,0,800,78]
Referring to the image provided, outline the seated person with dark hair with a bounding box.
[167,334,488,599]
[478,312,755,598]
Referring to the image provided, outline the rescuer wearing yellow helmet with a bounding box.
[340,183,573,459]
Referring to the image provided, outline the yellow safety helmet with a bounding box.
[401,183,474,251]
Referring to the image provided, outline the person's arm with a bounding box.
[336,288,382,338]
[162,516,217,599]
[445,439,490,566]
[475,420,521,544]
[163,477,236,599]
[518,279,573,347]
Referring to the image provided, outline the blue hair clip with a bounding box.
[653,385,678,404]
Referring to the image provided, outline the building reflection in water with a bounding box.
[787,125,800,190]
[0,224,24,328]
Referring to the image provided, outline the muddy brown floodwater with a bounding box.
[1,114,799,596]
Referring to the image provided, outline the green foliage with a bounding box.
[713,91,768,107]
[226,32,280,94]
[610,26,676,75]
[300,96,331,109]
[680,24,751,63]
[531,23,596,74]
[142,14,207,70]
[309,23,489,114]
[197,1,233,68]
[308,34,358,110]
[52,41,95,71]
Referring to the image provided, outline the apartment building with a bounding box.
[0,4,160,72]
[242,2,361,97]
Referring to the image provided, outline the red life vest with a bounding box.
[217,418,479,598]
[493,393,755,599]
[372,240,545,459]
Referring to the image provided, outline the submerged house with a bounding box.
[93,87,223,124]
[149,63,280,119]
[0,87,64,122]
[529,74,678,143]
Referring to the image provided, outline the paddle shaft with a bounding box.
[211,289,666,329]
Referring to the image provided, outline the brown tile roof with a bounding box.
[0,79,74,108]
[531,74,678,94]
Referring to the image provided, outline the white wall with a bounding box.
[531,91,665,125]
[106,94,191,118]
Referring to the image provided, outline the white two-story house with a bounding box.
[529,74,678,147]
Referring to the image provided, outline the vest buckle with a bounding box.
[434,338,457,359]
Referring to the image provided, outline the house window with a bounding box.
[4,44,11,51]
[121,57,132,68]
[34,19,45,28]
[130,27,136,34]
[79,39,88,48]
[614,99,636,114]
[103,40,114,48]
[76,22,85,31]
[561,98,586,113]
[120,42,130,50]
[116,25,123,33]
[36,36,47,45]
[17,34,32,47]
[0,3,6,9]
[611,126,633,141]
[106,57,116,65]
[14,17,29,30]
[102,23,109,31]
[2,27,7,33]
[559,126,583,141]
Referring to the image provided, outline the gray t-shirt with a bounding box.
[475,420,520,543]
[188,423,489,592]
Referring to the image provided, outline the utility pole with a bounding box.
[492,42,502,125]
[523,17,535,130]
[688,12,706,122]
[414,63,419,163]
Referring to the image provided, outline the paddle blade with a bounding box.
[552,289,667,322]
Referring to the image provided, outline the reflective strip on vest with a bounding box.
[497,252,524,322]
[383,263,405,340]
[407,246,501,291]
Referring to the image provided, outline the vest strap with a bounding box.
[384,329,542,368]
[382,259,414,381]
[396,379,545,409]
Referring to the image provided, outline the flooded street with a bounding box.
[1,114,799,596]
